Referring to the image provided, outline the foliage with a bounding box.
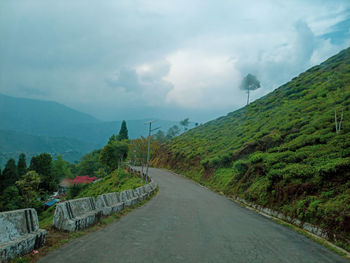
[0,186,23,212]
[52,155,73,180]
[1,158,18,192]
[17,153,27,177]
[75,149,103,177]
[166,125,181,139]
[240,73,261,105]
[180,118,190,132]
[30,153,57,192]
[99,140,128,173]
[16,171,41,209]
[130,136,161,165]
[154,47,350,240]
[118,120,129,140]
[76,169,142,199]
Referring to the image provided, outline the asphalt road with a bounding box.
[39,167,348,263]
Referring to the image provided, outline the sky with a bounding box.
[1,0,350,122]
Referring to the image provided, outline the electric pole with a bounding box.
[144,120,160,184]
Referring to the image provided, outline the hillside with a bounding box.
[0,94,178,164]
[153,48,350,245]
[0,129,96,167]
[0,94,178,144]
[0,93,100,133]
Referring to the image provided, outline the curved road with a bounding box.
[39,168,347,263]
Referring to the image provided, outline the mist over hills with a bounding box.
[0,93,177,166]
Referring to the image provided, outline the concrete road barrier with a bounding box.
[0,208,46,262]
[53,197,102,232]
[96,192,124,216]
[135,186,147,201]
[120,190,139,206]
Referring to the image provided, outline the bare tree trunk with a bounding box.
[339,109,344,132]
[335,109,338,133]
[335,108,344,134]
[247,86,250,105]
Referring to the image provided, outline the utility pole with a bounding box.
[144,120,160,184]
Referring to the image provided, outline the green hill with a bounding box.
[0,129,96,167]
[153,48,350,245]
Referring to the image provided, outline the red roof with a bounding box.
[73,175,97,184]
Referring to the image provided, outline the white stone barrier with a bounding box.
[120,190,139,206]
[0,208,46,262]
[53,197,102,232]
[96,192,124,216]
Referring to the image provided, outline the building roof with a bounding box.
[73,175,97,184]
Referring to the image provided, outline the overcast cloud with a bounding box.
[0,0,350,122]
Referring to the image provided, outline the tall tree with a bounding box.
[30,153,56,192]
[240,74,261,105]
[180,118,190,132]
[118,120,129,140]
[1,159,18,191]
[17,153,27,177]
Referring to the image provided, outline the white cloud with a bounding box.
[0,0,349,121]
[164,50,241,108]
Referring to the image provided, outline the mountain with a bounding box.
[0,93,178,145]
[0,93,179,165]
[153,48,350,244]
[0,129,96,167]
[0,93,100,134]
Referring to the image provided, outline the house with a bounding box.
[73,175,97,184]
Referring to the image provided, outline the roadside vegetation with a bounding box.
[0,120,142,228]
[152,48,350,249]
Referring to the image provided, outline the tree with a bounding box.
[30,153,56,192]
[16,171,41,209]
[240,74,261,105]
[1,158,18,192]
[0,186,23,211]
[166,125,181,139]
[17,153,27,177]
[99,141,129,173]
[154,130,166,143]
[76,150,104,177]
[118,120,129,140]
[52,155,73,180]
[180,118,190,132]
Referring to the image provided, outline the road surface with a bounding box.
[39,167,347,263]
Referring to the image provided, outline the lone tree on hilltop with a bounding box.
[240,74,261,105]
[118,120,129,140]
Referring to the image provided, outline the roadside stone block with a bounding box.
[120,190,139,206]
[0,208,46,262]
[135,186,147,201]
[96,192,124,216]
[53,197,101,232]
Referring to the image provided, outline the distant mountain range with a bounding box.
[0,93,178,166]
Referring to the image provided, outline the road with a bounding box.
[39,167,347,263]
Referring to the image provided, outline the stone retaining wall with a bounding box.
[0,208,46,262]
[52,165,157,232]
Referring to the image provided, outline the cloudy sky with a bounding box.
[1,0,350,122]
